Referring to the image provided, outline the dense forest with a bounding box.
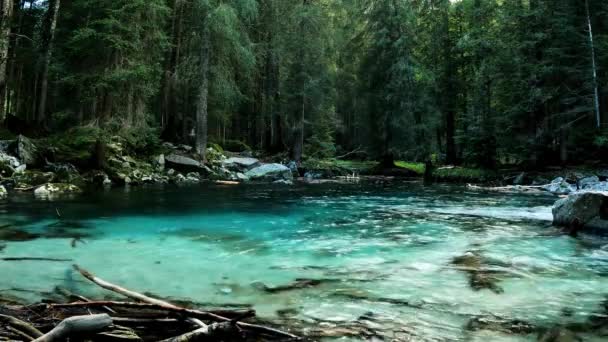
[0,0,607,169]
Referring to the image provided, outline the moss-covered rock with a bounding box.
[12,170,55,187]
[34,183,82,197]
[10,135,39,166]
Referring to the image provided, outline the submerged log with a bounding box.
[260,278,340,294]
[51,301,252,323]
[1,257,72,262]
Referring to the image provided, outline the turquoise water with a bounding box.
[1,182,607,341]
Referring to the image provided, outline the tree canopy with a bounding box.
[0,0,606,167]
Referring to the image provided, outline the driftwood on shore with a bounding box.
[466,184,545,193]
[0,265,300,341]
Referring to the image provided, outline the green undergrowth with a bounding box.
[394,161,425,175]
[433,166,499,183]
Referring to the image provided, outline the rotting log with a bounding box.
[32,314,112,342]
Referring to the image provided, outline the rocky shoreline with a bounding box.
[0,135,303,199]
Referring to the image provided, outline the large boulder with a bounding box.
[552,192,608,233]
[11,135,39,166]
[245,163,293,182]
[542,177,575,195]
[222,157,260,172]
[165,154,206,174]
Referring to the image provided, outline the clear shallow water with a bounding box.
[1,182,607,341]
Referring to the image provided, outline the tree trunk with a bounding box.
[585,0,601,128]
[442,0,456,165]
[195,24,209,160]
[292,0,307,163]
[36,0,60,126]
[161,0,184,135]
[0,0,14,121]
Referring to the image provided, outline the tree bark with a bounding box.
[36,0,60,126]
[195,24,209,160]
[585,0,601,128]
[441,0,456,164]
[0,0,14,121]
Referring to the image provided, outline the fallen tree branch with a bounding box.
[336,146,363,160]
[73,265,180,309]
[72,265,300,340]
[466,184,545,192]
[0,314,44,338]
[159,322,235,342]
[6,325,35,341]
[32,314,112,342]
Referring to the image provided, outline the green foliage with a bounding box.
[44,126,101,166]
[218,139,251,152]
[3,0,608,169]
[115,126,162,156]
[433,167,498,183]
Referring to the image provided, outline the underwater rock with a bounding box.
[466,315,536,335]
[34,183,82,197]
[245,163,293,182]
[0,225,40,241]
[537,327,581,342]
[552,192,608,234]
[451,251,505,294]
[221,157,260,172]
[257,278,340,294]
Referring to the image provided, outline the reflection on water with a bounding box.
[1,182,607,341]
